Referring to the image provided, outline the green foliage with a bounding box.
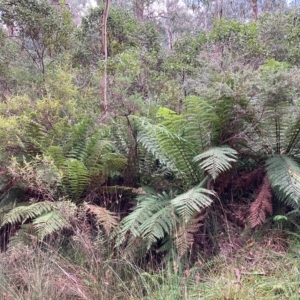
[0,0,74,75]
[3,0,300,280]
[63,159,89,201]
[171,182,215,223]
[193,147,238,180]
[118,181,215,254]
[209,19,262,58]
[75,5,160,66]
[2,201,53,226]
[266,155,300,209]
[259,10,300,64]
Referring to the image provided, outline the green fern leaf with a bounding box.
[137,118,199,184]
[63,159,89,201]
[193,146,238,180]
[266,155,300,208]
[119,191,173,236]
[171,182,215,223]
[184,96,220,149]
[138,205,175,249]
[1,201,54,227]
[33,211,69,239]
[19,121,49,155]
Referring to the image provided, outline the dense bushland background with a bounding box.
[1,0,300,298]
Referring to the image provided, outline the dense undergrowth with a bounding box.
[0,226,299,299]
[2,1,300,299]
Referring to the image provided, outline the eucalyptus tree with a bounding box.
[0,0,75,77]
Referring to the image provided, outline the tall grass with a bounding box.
[1,228,300,299]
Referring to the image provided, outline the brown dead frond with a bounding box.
[174,216,205,259]
[233,168,264,190]
[249,175,273,228]
[86,204,119,235]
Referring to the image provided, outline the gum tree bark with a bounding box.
[101,0,110,118]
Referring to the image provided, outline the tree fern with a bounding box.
[266,155,300,208]
[193,146,238,180]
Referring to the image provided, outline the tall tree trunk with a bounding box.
[134,0,144,21]
[248,0,258,20]
[101,0,110,118]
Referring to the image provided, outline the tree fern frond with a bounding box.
[46,146,65,167]
[0,202,15,224]
[249,175,273,228]
[137,118,199,184]
[138,204,175,249]
[118,191,174,237]
[174,216,204,259]
[18,121,49,155]
[156,107,184,133]
[1,201,54,227]
[266,155,300,208]
[63,159,89,201]
[171,182,215,223]
[64,120,90,155]
[32,211,69,240]
[193,146,238,180]
[184,96,220,149]
[137,118,177,169]
[285,117,300,154]
[101,153,127,177]
[86,204,119,235]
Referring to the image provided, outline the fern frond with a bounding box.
[86,204,119,235]
[171,182,215,223]
[63,159,89,201]
[137,118,177,169]
[138,204,175,249]
[285,116,300,154]
[137,118,199,185]
[174,216,203,259]
[193,146,238,180]
[101,153,127,177]
[119,191,174,237]
[18,121,49,155]
[65,120,90,160]
[249,175,273,228]
[46,146,65,167]
[266,155,300,208]
[32,211,69,239]
[260,101,295,154]
[184,96,220,149]
[1,201,54,227]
